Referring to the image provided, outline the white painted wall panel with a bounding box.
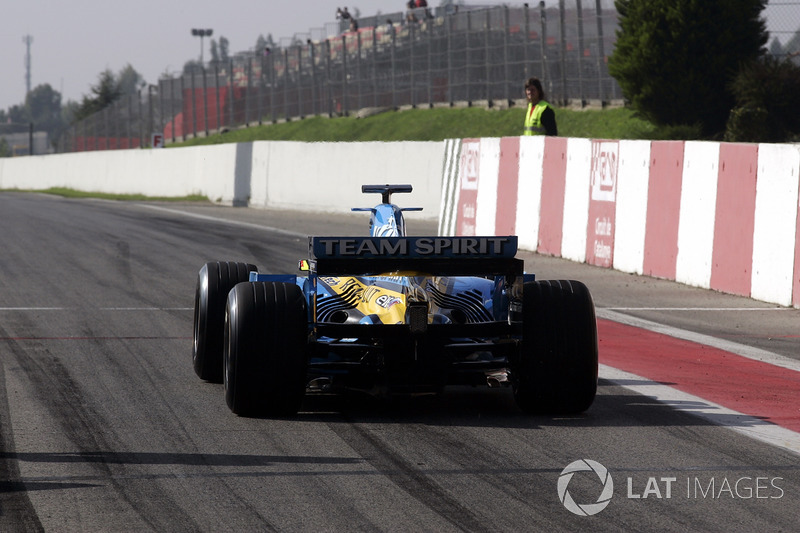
[515,136,545,251]
[473,138,501,235]
[560,138,592,263]
[675,141,720,288]
[751,143,800,306]
[613,140,651,274]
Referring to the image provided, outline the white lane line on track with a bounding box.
[601,364,800,457]
[597,308,800,373]
[138,204,308,238]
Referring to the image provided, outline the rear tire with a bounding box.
[513,280,598,414]
[193,261,257,382]
[224,281,308,416]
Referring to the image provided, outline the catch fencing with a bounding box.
[57,1,621,151]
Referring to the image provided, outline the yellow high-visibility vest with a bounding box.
[524,100,552,136]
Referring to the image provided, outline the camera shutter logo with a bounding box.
[558,459,614,516]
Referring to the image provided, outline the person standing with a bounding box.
[523,77,557,136]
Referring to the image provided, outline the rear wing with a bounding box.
[361,184,412,205]
[309,236,524,277]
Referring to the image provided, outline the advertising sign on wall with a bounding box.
[586,140,619,267]
[456,139,481,236]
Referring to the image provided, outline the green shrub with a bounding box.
[725,56,800,142]
[724,105,769,143]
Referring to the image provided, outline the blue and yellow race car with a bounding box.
[193,185,598,416]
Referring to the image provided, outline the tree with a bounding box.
[219,36,230,63]
[182,60,203,74]
[0,137,10,158]
[608,0,768,136]
[255,34,267,55]
[61,100,79,126]
[769,37,784,57]
[8,104,28,124]
[73,69,122,121]
[117,64,145,95]
[210,39,220,65]
[25,83,65,143]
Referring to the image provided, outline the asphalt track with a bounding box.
[0,192,798,532]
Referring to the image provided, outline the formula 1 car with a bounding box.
[193,185,598,416]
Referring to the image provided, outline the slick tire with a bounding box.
[193,261,257,383]
[513,280,598,414]
[224,281,308,417]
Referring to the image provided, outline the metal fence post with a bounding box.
[296,45,303,119]
[390,24,397,109]
[576,0,586,105]
[410,21,416,108]
[138,89,144,147]
[326,40,333,116]
[104,106,110,150]
[523,3,530,79]
[485,9,491,104]
[343,34,349,115]
[258,55,264,125]
[245,59,251,125]
[466,11,472,104]
[283,48,290,120]
[228,59,235,128]
[595,0,606,103]
[539,1,549,93]
[356,32,362,111]
[179,75,186,142]
[559,0,568,105]
[127,94,134,147]
[447,16,453,105]
[215,64,221,131]
[310,42,317,116]
[270,53,277,123]
[148,84,155,145]
[372,26,378,108]
[190,71,197,138]
[426,19,432,107]
[503,6,510,104]
[200,67,207,135]
[159,81,165,140]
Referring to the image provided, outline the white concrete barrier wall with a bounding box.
[2,136,799,307]
[0,140,444,218]
[441,137,800,308]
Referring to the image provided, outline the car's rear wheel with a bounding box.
[224,281,308,416]
[513,280,598,414]
[193,261,257,382]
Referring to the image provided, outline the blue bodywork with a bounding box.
[249,184,534,393]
